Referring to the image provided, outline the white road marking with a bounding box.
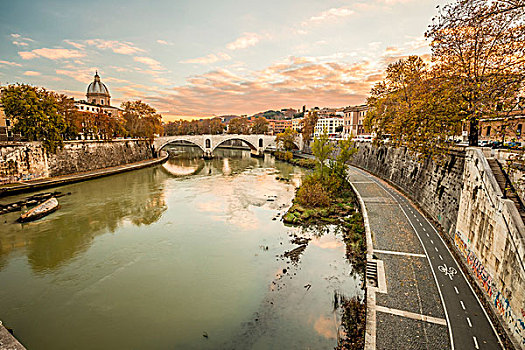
[473,336,479,349]
[350,167,504,349]
[454,286,459,294]
[426,233,429,237]
[439,255,443,260]
[438,264,457,280]
[374,249,426,258]
[435,247,439,252]
[422,227,426,231]
[430,239,434,244]
[419,222,423,226]
[376,305,447,326]
[467,317,472,327]
[460,300,466,310]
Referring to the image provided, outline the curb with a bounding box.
[349,180,376,350]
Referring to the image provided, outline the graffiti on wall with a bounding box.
[455,232,525,345]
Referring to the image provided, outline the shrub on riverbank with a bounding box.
[274,151,316,169]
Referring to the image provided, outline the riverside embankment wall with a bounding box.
[0,140,153,184]
[351,143,525,349]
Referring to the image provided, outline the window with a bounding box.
[80,106,84,110]
[486,126,491,137]
[101,99,104,105]
[5,119,10,127]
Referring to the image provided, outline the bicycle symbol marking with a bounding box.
[438,264,457,280]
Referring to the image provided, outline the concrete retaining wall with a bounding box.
[351,143,525,348]
[0,140,153,184]
[350,143,466,237]
[456,149,525,347]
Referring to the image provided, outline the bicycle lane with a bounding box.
[348,165,503,349]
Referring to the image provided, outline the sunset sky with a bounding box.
[0,0,443,120]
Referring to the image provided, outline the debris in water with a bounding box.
[202,331,208,339]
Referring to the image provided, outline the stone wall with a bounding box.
[47,140,152,177]
[0,140,153,184]
[0,142,49,184]
[350,143,466,237]
[456,149,525,347]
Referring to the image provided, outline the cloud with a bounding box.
[64,40,86,49]
[85,39,145,55]
[226,33,261,50]
[18,48,85,60]
[0,60,22,67]
[181,52,231,64]
[305,7,355,25]
[156,40,172,45]
[134,56,163,70]
[56,67,97,83]
[11,33,34,47]
[144,56,382,119]
[23,71,41,76]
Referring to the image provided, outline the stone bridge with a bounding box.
[154,134,303,158]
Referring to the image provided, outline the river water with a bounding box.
[0,147,363,349]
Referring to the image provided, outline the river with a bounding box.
[0,147,363,349]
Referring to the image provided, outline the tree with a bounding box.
[1,84,66,153]
[121,100,163,142]
[426,0,525,146]
[302,111,319,144]
[311,129,333,180]
[276,127,297,151]
[209,117,225,134]
[330,138,357,186]
[251,117,269,134]
[366,56,464,158]
[227,117,250,134]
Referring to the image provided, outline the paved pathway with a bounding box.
[347,166,503,350]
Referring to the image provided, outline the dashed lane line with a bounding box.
[467,317,472,328]
[454,286,459,294]
[439,255,443,260]
[473,336,479,349]
[460,301,466,310]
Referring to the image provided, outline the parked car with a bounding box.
[478,140,491,147]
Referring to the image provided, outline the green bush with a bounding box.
[296,175,331,207]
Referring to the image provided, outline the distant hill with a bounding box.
[252,110,284,120]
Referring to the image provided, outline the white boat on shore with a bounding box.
[18,197,59,222]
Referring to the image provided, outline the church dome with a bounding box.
[87,72,110,96]
[86,71,111,106]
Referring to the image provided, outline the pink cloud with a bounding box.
[0,60,22,67]
[23,71,41,76]
[133,56,163,70]
[307,7,355,24]
[226,33,261,50]
[19,48,85,60]
[144,57,381,119]
[85,39,145,55]
[181,52,231,64]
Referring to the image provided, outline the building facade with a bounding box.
[343,104,369,138]
[0,104,13,141]
[268,119,293,135]
[314,117,344,138]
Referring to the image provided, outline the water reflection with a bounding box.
[0,167,168,273]
[0,146,362,350]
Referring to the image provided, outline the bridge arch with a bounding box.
[157,137,206,153]
[211,136,257,153]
